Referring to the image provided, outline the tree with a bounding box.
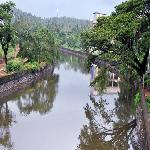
[13,8,91,50]
[81,0,150,78]
[18,26,59,64]
[0,1,15,64]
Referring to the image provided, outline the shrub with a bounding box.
[134,92,140,106]
[6,58,23,72]
[23,62,40,71]
[0,48,3,58]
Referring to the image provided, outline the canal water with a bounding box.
[0,54,138,150]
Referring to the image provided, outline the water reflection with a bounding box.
[77,65,138,150]
[58,53,89,74]
[0,101,15,149]
[90,65,120,96]
[77,96,137,150]
[0,74,59,149]
[0,54,140,150]
[14,75,59,115]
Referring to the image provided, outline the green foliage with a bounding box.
[23,62,40,71]
[81,0,150,78]
[12,8,91,50]
[90,67,108,93]
[7,47,15,58]
[144,74,150,88]
[0,1,15,64]
[0,48,3,57]
[6,59,44,73]
[0,46,17,59]
[134,92,140,106]
[17,26,59,64]
[6,58,23,72]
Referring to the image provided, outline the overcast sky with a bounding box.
[0,0,126,19]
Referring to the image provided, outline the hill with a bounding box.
[13,8,91,50]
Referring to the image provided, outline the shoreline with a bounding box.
[0,65,54,99]
[60,47,87,59]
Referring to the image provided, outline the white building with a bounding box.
[0,18,4,26]
[93,12,106,26]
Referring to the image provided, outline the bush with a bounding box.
[6,58,23,72]
[134,92,141,106]
[23,62,40,71]
[7,47,15,58]
[0,48,3,58]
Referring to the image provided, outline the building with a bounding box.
[0,17,4,26]
[93,12,106,26]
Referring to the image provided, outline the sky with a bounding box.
[0,0,126,19]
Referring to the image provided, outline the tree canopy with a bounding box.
[81,0,150,77]
[18,26,58,63]
[13,8,91,50]
[0,1,15,64]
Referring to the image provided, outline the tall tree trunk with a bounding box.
[140,49,149,76]
[2,43,8,65]
[140,83,150,148]
[4,50,7,65]
[132,49,150,77]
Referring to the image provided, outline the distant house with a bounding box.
[0,17,4,26]
[93,12,106,26]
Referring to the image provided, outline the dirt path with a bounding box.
[0,59,6,77]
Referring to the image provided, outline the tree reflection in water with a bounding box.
[0,102,15,150]
[77,96,138,150]
[58,54,89,74]
[0,73,59,149]
[77,66,139,150]
[16,74,59,115]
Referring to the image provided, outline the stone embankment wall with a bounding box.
[0,65,54,99]
[60,47,87,59]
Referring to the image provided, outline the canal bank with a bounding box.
[60,47,87,59]
[0,65,54,99]
[0,47,86,100]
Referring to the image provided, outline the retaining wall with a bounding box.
[60,47,87,59]
[0,65,54,99]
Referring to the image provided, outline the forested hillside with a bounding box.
[13,8,91,50]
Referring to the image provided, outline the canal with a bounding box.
[0,54,139,150]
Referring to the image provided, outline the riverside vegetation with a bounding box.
[0,1,91,75]
[81,0,150,116]
[0,0,150,149]
[0,1,59,74]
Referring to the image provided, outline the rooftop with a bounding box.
[93,12,106,15]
